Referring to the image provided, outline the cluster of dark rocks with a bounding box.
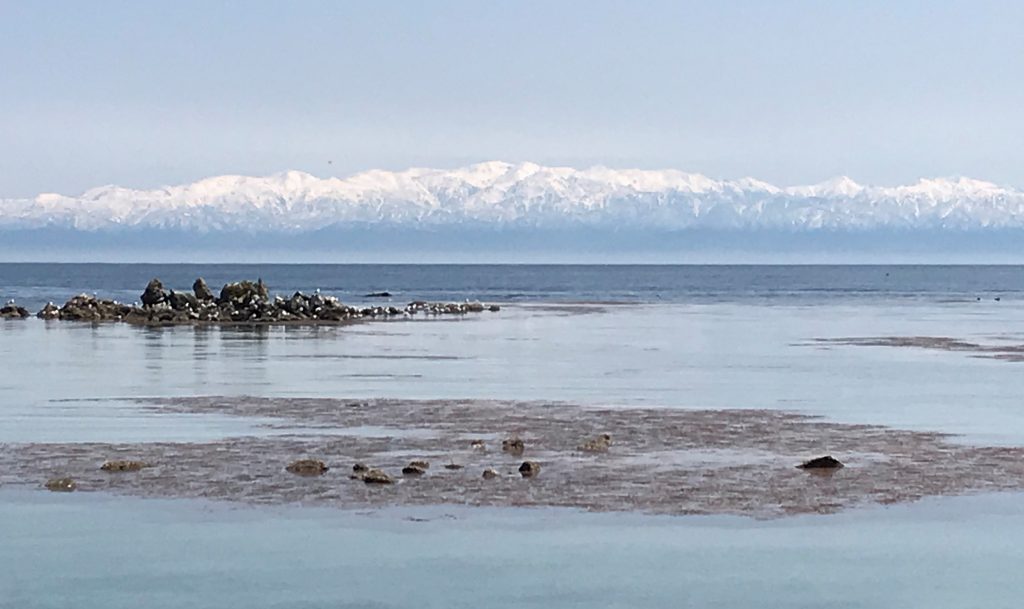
[11,277,500,325]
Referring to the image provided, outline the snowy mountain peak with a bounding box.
[1,162,1022,233]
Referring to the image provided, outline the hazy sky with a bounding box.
[1,0,1022,197]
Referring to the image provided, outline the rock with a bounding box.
[365,291,392,298]
[56,294,133,321]
[167,290,199,311]
[578,433,612,453]
[0,302,29,319]
[408,460,429,469]
[470,439,486,450]
[502,437,525,455]
[218,280,268,305]
[518,461,541,478]
[36,302,60,320]
[352,463,369,473]
[482,468,500,479]
[402,464,427,476]
[285,459,329,476]
[488,305,501,312]
[193,278,215,301]
[797,455,844,470]
[101,460,149,472]
[44,477,77,492]
[140,278,168,307]
[361,469,394,484]
[444,463,463,470]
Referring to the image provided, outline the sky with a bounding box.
[1,0,1022,198]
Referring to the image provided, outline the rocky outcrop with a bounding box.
[100,460,149,472]
[33,278,500,325]
[797,455,844,470]
[49,294,135,322]
[285,459,329,476]
[44,477,77,492]
[0,301,30,319]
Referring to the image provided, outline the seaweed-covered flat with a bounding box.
[5,396,1024,518]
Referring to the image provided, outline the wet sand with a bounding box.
[4,397,1024,518]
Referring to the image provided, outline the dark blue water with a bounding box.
[1,264,1021,310]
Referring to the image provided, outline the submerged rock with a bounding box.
[502,437,525,455]
[444,462,463,470]
[797,455,844,470]
[285,459,329,476]
[578,433,612,453]
[101,460,149,472]
[518,461,541,478]
[482,468,500,480]
[44,477,77,492]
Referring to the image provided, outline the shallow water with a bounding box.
[2,489,1023,609]
[4,265,1024,605]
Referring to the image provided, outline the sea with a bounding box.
[2,264,1024,608]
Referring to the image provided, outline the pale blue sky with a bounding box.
[1,0,1022,197]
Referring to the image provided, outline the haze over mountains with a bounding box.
[3,162,1024,262]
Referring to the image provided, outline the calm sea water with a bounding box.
[2,264,1024,607]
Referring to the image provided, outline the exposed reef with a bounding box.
[23,277,499,325]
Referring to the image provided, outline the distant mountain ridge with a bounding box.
[1,161,1022,234]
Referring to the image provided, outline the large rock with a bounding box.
[193,278,215,301]
[140,278,168,307]
[361,469,394,484]
[57,294,133,321]
[167,290,199,312]
[797,455,844,470]
[218,280,269,305]
[518,461,541,478]
[36,302,60,320]
[0,302,29,319]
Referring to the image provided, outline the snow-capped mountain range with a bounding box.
[2,161,1023,233]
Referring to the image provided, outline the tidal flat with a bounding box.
[4,396,1024,518]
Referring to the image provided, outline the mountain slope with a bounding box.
[2,162,1023,233]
